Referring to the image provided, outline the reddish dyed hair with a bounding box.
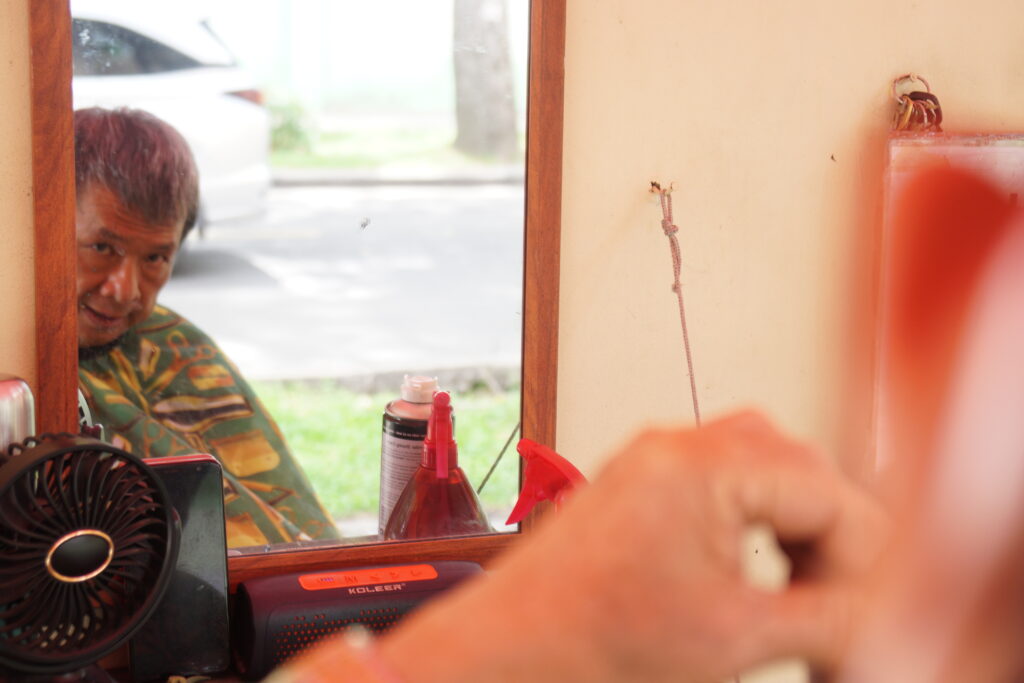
[74,107,199,240]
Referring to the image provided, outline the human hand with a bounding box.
[376,411,886,683]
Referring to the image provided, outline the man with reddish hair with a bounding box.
[74,107,338,548]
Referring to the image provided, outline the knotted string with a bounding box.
[655,183,736,681]
[652,182,702,427]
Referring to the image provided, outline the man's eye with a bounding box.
[91,243,113,254]
[146,253,170,265]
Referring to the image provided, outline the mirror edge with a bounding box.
[30,0,77,434]
[28,0,565,574]
[520,0,565,534]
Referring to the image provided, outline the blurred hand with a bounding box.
[377,411,887,683]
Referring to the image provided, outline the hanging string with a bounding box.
[650,181,702,427]
[891,73,943,132]
[652,184,741,682]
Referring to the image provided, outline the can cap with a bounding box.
[400,375,439,403]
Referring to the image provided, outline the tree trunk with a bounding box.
[452,0,518,160]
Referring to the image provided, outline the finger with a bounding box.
[729,439,842,541]
[706,409,778,435]
[721,425,887,579]
[739,583,860,673]
[816,479,889,578]
[703,410,813,458]
[703,410,833,478]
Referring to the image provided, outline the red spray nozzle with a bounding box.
[505,438,586,525]
[425,391,454,478]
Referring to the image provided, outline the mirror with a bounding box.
[70,1,526,548]
[29,0,563,574]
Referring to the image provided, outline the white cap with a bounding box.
[401,375,439,403]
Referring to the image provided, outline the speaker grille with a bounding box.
[272,608,403,664]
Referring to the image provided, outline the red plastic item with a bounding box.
[505,438,587,525]
[383,392,491,540]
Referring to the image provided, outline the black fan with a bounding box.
[0,434,179,680]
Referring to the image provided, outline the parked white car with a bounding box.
[70,1,271,234]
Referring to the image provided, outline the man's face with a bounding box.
[76,183,184,348]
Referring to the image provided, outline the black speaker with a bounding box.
[129,454,230,682]
[232,561,482,679]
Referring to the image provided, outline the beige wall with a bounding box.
[555,6,1024,677]
[0,0,36,390]
[556,0,1024,478]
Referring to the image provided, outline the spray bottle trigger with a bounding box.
[505,438,587,525]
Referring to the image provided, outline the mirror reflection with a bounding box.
[70,0,528,549]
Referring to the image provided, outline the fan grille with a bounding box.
[0,435,178,674]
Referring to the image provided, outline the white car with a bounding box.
[70,1,271,234]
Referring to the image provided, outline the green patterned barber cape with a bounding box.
[78,304,339,549]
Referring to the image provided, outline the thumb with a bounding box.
[739,583,860,674]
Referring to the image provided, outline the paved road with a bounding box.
[161,183,524,386]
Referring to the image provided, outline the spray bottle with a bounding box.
[505,438,587,525]
[384,391,491,540]
[379,375,439,535]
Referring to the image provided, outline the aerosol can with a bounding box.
[378,375,438,535]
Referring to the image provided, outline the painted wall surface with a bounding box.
[0,0,36,390]
[556,0,1024,480]
[555,5,1024,678]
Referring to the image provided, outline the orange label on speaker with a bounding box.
[298,564,439,591]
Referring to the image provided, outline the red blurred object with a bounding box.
[875,138,1023,477]
[383,392,491,540]
[850,137,1024,681]
[505,438,586,525]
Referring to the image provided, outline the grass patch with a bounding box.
[271,124,525,169]
[252,380,522,523]
[273,126,460,169]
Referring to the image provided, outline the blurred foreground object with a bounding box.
[847,138,1024,681]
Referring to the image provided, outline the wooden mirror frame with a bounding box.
[28,0,564,582]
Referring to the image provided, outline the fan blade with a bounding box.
[3,475,65,542]
[99,479,158,528]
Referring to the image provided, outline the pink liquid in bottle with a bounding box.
[384,391,491,540]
